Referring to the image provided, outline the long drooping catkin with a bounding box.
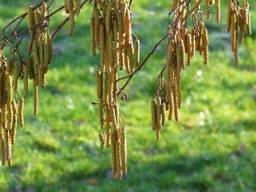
[18,98,24,128]
[91,0,139,180]
[151,0,213,138]
[216,0,221,23]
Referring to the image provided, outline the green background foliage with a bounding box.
[0,1,256,191]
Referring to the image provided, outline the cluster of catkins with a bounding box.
[151,0,209,140]
[227,0,252,64]
[0,0,83,167]
[27,2,53,115]
[0,2,54,166]
[151,0,251,140]
[0,50,24,166]
[64,0,82,35]
[91,0,140,179]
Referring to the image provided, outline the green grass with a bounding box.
[0,0,256,191]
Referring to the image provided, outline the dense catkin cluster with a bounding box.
[151,0,210,140]
[0,51,24,166]
[27,3,53,114]
[91,0,140,179]
[227,0,252,64]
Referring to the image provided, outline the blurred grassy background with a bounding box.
[0,0,256,191]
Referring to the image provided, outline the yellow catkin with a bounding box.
[203,28,209,65]
[186,33,192,65]
[2,105,7,130]
[94,8,100,45]
[247,12,252,35]
[172,76,179,122]
[120,124,127,176]
[176,42,182,70]
[41,2,47,17]
[115,133,122,179]
[127,44,134,72]
[32,41,40,85]
[43,41,49,70]
[27,6,35,39]
[34,82,39,115]
[125,9,133,48]
[99,98,104,130]
[99,131,105,149]
[111,130,117,178]
[75,0,81,15]
[18,97,24,128]
[203,46,209,65]
[23,65,29,97]
[107,29,113,73]
[99,23,105,66]
[156,97,162,140]
[11,99,18,115]
[7,103,13,130]
[5,74,12,104]
[106,107,111,147]
[96,69,103,98]
[227,0,232,32]
[191,31,196,58]
[6,131,12,166]
[0,109,4,165]
[91,17,96,57]
[216,0,221,23]
[161,103,165,126]
[151,99,157,130]
[105,2,112,34]
[46,33,53,64]
[1,139,5,165]
[67,0,75,35]
[34,9,41,33]
[134,38,140,68]
[180,40,185,69]
[11,114,17,144]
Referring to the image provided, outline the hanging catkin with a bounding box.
[91,0,139,180]
[151,0,210,138]
[227,0,252,64]
[0,51,25,166]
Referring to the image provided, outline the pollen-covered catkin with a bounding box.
[18,97,24,128]
[23,65,29,97]
[91,0,139,179]
[34,82,39,115]
[216,0,221,23]
[66,0,75,35]
[27,6,35,39]
[134,38,140,68]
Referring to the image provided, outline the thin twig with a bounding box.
[117,34,169,95]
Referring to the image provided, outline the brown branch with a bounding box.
[52,17,69,38]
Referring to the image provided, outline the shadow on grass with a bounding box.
[14,150,256,192]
